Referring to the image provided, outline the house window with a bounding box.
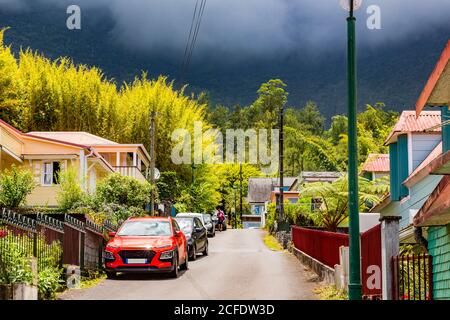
[42,162,61,186]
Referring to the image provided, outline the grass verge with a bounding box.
[263,233,283,251]
[314,285,348,300]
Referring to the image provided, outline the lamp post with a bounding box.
[233,185,238,229]
[149,111,156,215]
[341,0,362,300]
[239,163,243,228]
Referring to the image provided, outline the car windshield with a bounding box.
[203,215,211,223]
[175,219,193,234]
[117,220,172,236]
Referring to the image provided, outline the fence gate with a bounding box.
[393,254,433,300]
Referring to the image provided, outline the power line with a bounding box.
[181,0,200,76]
[181,0,207,82]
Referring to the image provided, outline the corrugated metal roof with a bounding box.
[385,111,441,145]
[247,177,296,203]
[28,132,118,146]
[361,154,390,173]
[416,40,450,116]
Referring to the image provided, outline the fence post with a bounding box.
[380,216,400,300]
[80,232,85,272]
[32,230,38,258]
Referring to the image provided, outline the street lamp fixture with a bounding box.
[341,0,362,300]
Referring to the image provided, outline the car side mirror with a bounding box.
[176,230,183,237]
[195,227,203,233]
[108,232,116,238]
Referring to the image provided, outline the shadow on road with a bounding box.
[111,270,188,281]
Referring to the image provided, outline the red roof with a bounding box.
[416,40,450,116]
[385,111,441,145]
[0,118,89,149]
[361,154,390,173]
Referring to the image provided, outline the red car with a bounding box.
[104,216,188,278]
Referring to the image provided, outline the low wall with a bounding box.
[291,246,336,285]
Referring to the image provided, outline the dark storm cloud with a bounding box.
[3,0,450,60]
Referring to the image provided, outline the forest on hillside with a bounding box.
[0,29,399,215]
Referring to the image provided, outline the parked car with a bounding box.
[176,212,215,237]
[104,216,188,279]
[202,213,215,237]
[174,216,208,261]
[211,212,227,231]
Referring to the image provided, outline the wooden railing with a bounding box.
[113,166,147,182]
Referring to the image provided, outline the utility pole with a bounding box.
[239,163,243,228]
[345,0,362,300]
[278,97,285,230]
[149,111,156,215]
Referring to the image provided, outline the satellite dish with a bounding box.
[154,168,161,180]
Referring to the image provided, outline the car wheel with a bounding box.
[180,247,189,270]
[106,271,117,279]
[191,244,197,261]
[170,253,179,278]
[202,241,209,256]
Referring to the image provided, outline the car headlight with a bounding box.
[104,251,115,260]
[160,250,174,260]
[155,244,172,249]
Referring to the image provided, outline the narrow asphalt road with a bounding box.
[58,229,318,300]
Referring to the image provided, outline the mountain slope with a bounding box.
[0,4,448,119]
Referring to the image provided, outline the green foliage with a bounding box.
[176,165,220,213]
[265,200,315,232]
[0,165,35,208]
[214,163,261,215]
[96,173,154,209]
[300,175,389,231]
[314,285,348,300]
[156,171,181,202]
[0,232,33,285]
[37,267,62,300]
[56,167,84,212]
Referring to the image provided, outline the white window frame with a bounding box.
[41,161,61,186]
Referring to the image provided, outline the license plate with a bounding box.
[126,258,147,264]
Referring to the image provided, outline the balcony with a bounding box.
[113,166,148,183]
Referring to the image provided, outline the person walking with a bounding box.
[216,206,225,232]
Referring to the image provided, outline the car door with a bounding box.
[194,218,207,250]
[172,220,185,260]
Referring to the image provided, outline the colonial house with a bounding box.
[246,177,296,228]
[373,40,450,300]
[412,40,450,300]
[373,111,442,242]
[360,154,390,181]
[0,119,151,207]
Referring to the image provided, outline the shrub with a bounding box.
[94,173,155,222]
[0,231,63,299]
[0,232,33,285]
[56,167,85,212]
[37,267,62,300]
[0,165,35,208]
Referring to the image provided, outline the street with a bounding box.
[58,229,318,300]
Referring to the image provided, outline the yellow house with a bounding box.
[0,119,151,207]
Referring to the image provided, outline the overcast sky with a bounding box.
[1,0,449,61]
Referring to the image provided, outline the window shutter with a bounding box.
[34,163,41,184]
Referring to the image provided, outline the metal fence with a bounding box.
[0,208,117,273]
[361,224,382,299]
[393,254,433,300]
[291,226,349,268]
